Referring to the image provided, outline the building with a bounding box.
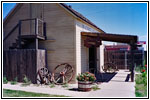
[3,3,106,83]
[3,3,139,83]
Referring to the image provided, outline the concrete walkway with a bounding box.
[3,70,135,97]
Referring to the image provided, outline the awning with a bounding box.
[81,32,138,44]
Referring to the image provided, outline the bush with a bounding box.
[10,77,17,85]
[3,77,8,84]
[135,64,147,97]
[91,84,100,91]
[21,75,31,86]
[49,83,55,88]
[62,83,69,88]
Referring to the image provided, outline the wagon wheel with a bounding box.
[37,67,50,84]
[103,63,117,73]
[52,63,74,85]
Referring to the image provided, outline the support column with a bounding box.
[130,45,135,82]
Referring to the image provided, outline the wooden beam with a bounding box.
[81,32,138,44]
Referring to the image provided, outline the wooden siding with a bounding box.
[3,4,30,50]
[38,4,76,82]
[75,20,101,74]
[81,36,89,72]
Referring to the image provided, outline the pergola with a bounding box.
[81,32,138,82]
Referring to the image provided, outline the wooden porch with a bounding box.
[81,32,138,82]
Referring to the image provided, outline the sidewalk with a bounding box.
[3,70,135,97]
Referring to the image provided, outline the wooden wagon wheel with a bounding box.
[102,63,117,73]
[37,67,51,84]
[52,63,74,85]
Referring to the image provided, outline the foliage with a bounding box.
[10,77,17,85]
[76,72,96,82]
[62,83,69,88]
[49,83,55,88]
[3,89,69,97]
[91,84,100,91]
[135,64,147,97]
[21,75,31,86]
[3,76,8,84]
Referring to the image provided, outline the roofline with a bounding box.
[3,3,22,25]
[58,3,105,33]
[3,3,105,33]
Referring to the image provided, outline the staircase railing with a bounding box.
[4,24,19,41]
[4,18,46,41]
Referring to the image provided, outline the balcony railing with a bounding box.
[19,18,46,38]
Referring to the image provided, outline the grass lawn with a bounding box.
[3,89,69,97]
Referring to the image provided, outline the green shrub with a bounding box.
[3,77,8,84]
[49,83,55,88]
[135,66,147,97]
[21,75,31,86]
[10,77,17,85]
[91,84,100,91]
[62,83,69,88]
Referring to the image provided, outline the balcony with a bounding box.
[19,18,46,40]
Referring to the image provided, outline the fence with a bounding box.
[3,49,46,83]
[104,50,144,69]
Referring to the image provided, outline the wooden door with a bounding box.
[89,47,97,74]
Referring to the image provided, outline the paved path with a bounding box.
[3,70,135,97]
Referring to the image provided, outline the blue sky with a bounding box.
[3,3,147,46]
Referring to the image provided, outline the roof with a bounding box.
[60,3,105,33]
[4,3,105,32]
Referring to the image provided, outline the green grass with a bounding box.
[3,89,69,97]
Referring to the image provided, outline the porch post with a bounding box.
[130,44,135,82]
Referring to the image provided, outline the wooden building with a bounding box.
[3,3,106,83]
[3,3,138,83]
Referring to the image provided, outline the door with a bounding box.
[89,47,97,74]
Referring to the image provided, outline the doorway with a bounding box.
[89,47,97,74]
